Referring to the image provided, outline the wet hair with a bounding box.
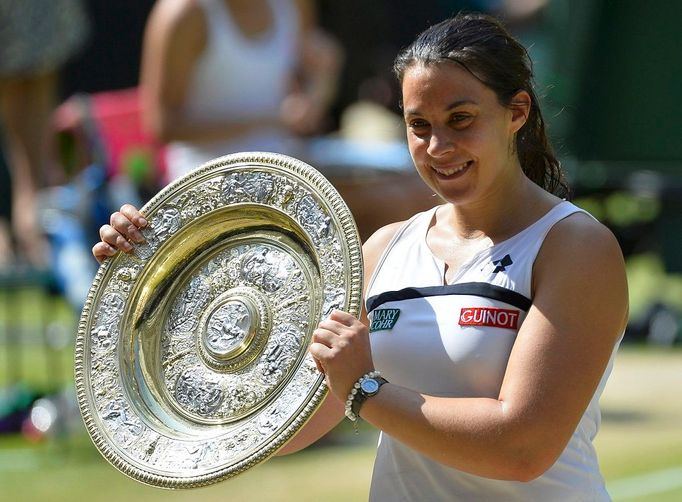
[394,12,569,198]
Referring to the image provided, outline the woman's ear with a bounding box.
[509,90,531,133]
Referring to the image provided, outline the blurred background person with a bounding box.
[0,0,90,267]
[140,0,343,183]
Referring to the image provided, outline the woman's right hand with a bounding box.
[92,204,148,264]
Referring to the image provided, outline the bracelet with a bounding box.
[344,370,382,423]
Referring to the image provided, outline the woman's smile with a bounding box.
[430,159,474,178]
[402,62,523,204]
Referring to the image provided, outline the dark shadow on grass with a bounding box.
[601,408,651,423]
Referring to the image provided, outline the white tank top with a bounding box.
[366,201,619,501]
[166,0,300,180]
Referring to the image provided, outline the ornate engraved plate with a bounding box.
[74,152,363,488]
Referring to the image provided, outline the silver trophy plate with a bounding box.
[74,152,363,488]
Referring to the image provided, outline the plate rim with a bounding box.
[74,151,363,488]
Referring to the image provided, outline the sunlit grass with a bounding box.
[598,346,682,500]
[0,419,378,502]
[1,345,680,501]
[2,281,682,501]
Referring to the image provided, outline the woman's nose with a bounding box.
[426,126,455,157]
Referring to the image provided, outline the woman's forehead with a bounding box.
[401,62,495,109]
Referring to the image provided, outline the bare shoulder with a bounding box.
[142,0,207,83]
[534,209,629,331]
[538,211,625,273]
[148,0,206,37]
[363,221,405,257]
[362,221,405,281]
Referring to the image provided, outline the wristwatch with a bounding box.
[351,374,388,418]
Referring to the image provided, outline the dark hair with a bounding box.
[394,12,569,198]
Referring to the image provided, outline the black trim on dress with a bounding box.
[366,282,532,313]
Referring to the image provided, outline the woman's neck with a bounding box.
[225,0,273,39]
[441,172,557,243]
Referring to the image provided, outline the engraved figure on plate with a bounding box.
[101,398,144,446]
[94,293,125,328]
[91,293,125,351]
[154,207,182,241]
[295,194,332,242]
[205,300,251,355]
[222,172,274,203]
[168,276,212,332]
[240,246,288,292]
[174,367,224,416]
[260,323,301,381]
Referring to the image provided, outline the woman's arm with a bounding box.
[280,0,343,136]
[312,213,628,481]
[139,0,277,144]
[275,392,345,455]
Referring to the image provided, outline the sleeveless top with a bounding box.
[166,0,299,180]
[365,201,619,501]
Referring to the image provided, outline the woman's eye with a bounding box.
[451,114,472,124]
[408,120,429,130]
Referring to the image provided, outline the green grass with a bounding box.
[625,253,682,318]
[0,437,378,502]
[1,285,682,501]
[598,346,682,501]
[0,285,76,391]
[1,345,680,501]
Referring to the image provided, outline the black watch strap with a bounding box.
[351,376,388,418]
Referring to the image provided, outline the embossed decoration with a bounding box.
[74,152,363,488]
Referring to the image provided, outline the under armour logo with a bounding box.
[492,254,513,273]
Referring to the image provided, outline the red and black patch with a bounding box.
[459,307,520,329]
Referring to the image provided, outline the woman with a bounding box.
[94,13,628,501]
[140,0,341,182]
[0,0,89,265]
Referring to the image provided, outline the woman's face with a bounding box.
[401,62,527,206]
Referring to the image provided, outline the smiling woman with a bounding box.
[301,12,629,501]
[400,62,527,208]
[393,13,568,202]
[91,11,629,502]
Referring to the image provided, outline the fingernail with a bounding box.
[139,217,148,227]
[122,241,133,251]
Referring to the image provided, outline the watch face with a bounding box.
[360,378,380,394]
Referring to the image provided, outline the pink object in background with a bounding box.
[53,87,166,183]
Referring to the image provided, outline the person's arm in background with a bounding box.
[139,0,277,144]
[280,0,344,136]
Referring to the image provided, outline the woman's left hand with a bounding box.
[309,310,375,402]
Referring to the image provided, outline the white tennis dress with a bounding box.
[165,0,300,180]
[365,201,619,501]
